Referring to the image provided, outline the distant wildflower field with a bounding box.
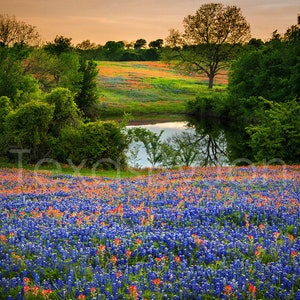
[0,166,299,299]
[96,61,227,116]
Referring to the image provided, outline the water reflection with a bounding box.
[127,119,229,168]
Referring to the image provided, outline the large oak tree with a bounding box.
[164,3,251,88]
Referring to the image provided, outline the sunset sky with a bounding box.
[2,0,299,45]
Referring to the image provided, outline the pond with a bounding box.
[126,118,230,168]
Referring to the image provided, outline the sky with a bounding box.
[1,0,299,45]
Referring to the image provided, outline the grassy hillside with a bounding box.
[96,61,227,116]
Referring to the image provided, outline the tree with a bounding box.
[43,36,73,55]
[149,39,163,49]
[164,3,250,88]
[246,99,300,164]
[228,25,300,104]
[0,45,41,106]
[104,41,124,61]
[134,39,147,50]
[76,40,97,50]
[55,121,128,168]
[0,14,40,46]
[5,101,54,161]
[45,88,80,136]
[74,59,99,119]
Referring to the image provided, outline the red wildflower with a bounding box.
[32,285,39,296]
[291,250,298,258]
[110,255,117,264]
[152,278,162,287]
[126,249,132,259]
[128,285,139,300]
[41,289,52,298]
[77,294,85,299]
[97,244,106,255]
[114,237,122,247]
[0,235,7,243]
[224,284,233,296]
[248,283,256,296]
[175,256,181,263]
[274,231,280,240]
[24,285,30,294]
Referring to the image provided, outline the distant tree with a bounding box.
[149,39,163,49]
[164,3,250,88]
[134,39,147,50]
[104,41,124,60]
[76,40,97,50]
[0,14,40,46]
[44,36,73,55]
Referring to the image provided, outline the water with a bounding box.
[127,121,195,168]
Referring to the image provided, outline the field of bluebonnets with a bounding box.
[0,166,299,299]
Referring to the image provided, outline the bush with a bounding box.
[54,121,128,168]
[186,91,229,119]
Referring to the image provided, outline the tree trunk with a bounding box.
[208,71,214,89]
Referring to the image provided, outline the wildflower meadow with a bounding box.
[0,166,299,299]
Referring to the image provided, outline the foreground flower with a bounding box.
[128,285,139,300]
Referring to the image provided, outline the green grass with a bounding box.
[0,160,162,178]
[96,61,227,116]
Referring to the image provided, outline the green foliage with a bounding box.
[0,46,41,106]
[5,100,54,161]
[45,88,80,136]
[246,99,300,164]
[74,59,99,119]
[55,121,128,168]
[43,35,73,55]
[186,91,230,119]
[0,96,12,152]
[104,41,125,61]
[134,39,147,50]
[228,26,300,103]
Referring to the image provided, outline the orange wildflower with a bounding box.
[152,278,162,287]
[24,285,30,294]
[116,271,123,278]
[110,255,118,265]
[128,285,139,300]
[126,249,132,259]
[224,284,233,296]
[97,244,106,255]
[175,256,181,263]
[0,235,7,243]
[291,250,298,258]
[41,288,52,298]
